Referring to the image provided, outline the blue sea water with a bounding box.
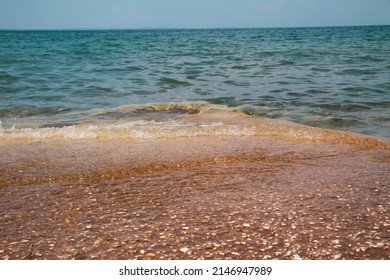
[0,26,389,137]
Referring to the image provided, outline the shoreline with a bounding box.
[0,134,389,260]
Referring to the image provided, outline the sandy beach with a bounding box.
[1,1,389,268]
[0,127,389,260]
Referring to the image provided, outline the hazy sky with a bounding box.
[1,0,389,29]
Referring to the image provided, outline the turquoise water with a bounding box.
[0,26,389,137]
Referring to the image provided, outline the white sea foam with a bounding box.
[1,110,386,150]
[0,119,257,140]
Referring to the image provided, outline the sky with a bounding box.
[0,0,389,30]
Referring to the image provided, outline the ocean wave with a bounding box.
[0,104,388,151]
[0,119,255,140]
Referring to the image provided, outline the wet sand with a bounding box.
[0,134,389,260]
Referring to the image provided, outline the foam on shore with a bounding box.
[0,104,388,151]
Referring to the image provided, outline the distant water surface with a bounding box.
[0,26,389,137]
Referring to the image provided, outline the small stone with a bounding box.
[180,247,189,253]
[140,250,145,254]
[375,242,384,248]
[334,254,341,259]
[293,254,302,260]
[231,252,240,256]
[243,223,251,228]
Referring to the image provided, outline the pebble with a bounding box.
[293,254,302,260]
[180,247,189,253]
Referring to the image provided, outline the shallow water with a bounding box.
[0,133,389,260]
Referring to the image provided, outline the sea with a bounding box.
[1,26,390,260]
[0,25,389,140]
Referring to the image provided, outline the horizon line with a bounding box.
[1,23,389,32]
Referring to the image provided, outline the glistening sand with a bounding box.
[0,114,388,260]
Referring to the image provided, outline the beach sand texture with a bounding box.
[0,114,389,260]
